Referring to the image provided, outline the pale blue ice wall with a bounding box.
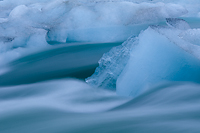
[0,0,199,65]
[87,19,200,96]
[117,27,200,96]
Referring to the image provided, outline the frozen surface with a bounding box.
[1,0,200,65]
[1,1,200,132]
[117,27,200,96]
[87,19,200,96]
[86,36,137,89]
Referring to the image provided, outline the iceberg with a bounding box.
[117,27,200,96]
[45,1,188,43]
[1,0,188,44]
[0,0,192,66]
[0,0,200,66]
[87,18,200,96]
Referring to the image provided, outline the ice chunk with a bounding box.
[117,27,200,96]
[2,1,188,44]
[87,18,200,96]
[86,36,137,89]
[152,26,200,60]
[0,0,189,44]
[0,0,198,66]
[59,2,187,42]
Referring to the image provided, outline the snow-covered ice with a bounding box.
[0,0,195,65]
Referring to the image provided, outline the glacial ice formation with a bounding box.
[0,0,199,66]
[0,0,194,66]
[87,18,200,96]
[0,1,188,43]
[117,27,200,96]
[86,36,137,90]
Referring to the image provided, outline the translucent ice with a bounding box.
[87,18,200,96]
[1,0,188,44]
[86,36,138,90]
[117,27,200,96]
[0,0,192,65]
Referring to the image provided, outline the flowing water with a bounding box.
[1,0,200,132]
[1,42,200,133]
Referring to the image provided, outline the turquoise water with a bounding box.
[0,9,200,133]
[1,79,200,132]
[0,42,122,86]
[1,0,200,132]
[1,41,200,132]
